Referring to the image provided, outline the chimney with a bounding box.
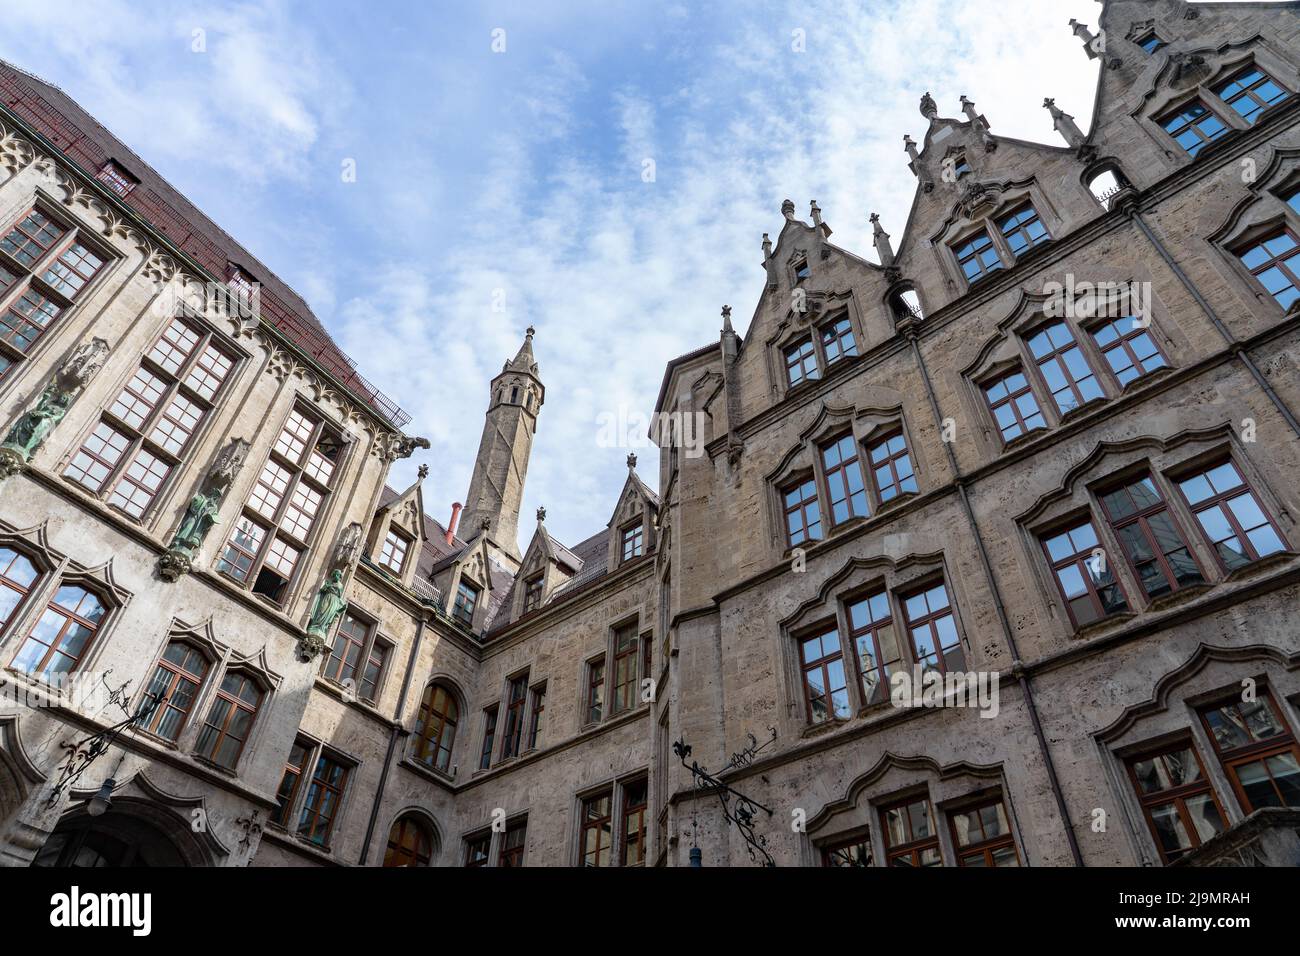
[445,502,463,546]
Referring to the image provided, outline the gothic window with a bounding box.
[620,777,648,866]
[821,433,869,524]
[580,791,614,867]
[798,626,849,724]
[66,317,236,518]
[822,836,873,866]
[901,580,965,673]
[1098,474,1204,599]
[1025,321,1103,415]
[217,406,342,604]
[413,682,458,773]
[819,314,858,365]
[10,583,106,677]
[270,739,312,827]
[298,752,349,847]
[1159,100,1228,157]
[1238,229,1300,310]
[1174,459,1287,572]
[465,832,491,866]
[523,573,543,613]
[1136,32,1165,54]
[866,431,917,505]
[378,528,410,574]
[478,705,497,770]
[527,682,546,750]
[793,256,810,282]
[1089,315,1168,385]
[1126,742,1225,863]
[949,797,1019,866]
[1199,692,1300,812]
[1041,519,1128,628]
[983,368,1045,444]
[847,590,900,707]
[194,671,262,770]
[998,204,1050,257]
[321,612,388,704]
[501,671,529,759]
[585,655,605,724]
[620,521,644,561]
[953,229,1002,283]
[611,623,638,715]
[782,477,823,547]
[384,814,434,867]
[880,795,941,866]
[0,207,109,382]
[0,546,39,634]
[784,337,819,387]
[499,817,527,867]
[452,579,479,626]
[1214,66,1289,126]
[140,641,210,742]
[94,161,137,197]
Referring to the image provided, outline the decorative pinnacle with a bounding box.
[761,233,772,258]
[919,91,938,119]
[959,94,980,125]
[781,199,796,219]
[627,453,637,470]
[525,325,535,339]
[536,506,546,522]
[721,304,734,334]
[417,463,429,480]
[809,199,822,226]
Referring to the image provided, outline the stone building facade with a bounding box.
[1,0,1300,868]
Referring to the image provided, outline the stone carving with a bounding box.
[333,521,362,569]
[0,338,109,479]
[919,91,938,120]
[159,438,251,581]
[300,569,347,662]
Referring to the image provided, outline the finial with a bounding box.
[417,463,429,480]
[871,213,894,268]
[480,516,491,531]
[781,199,795,219]
[525,325,535,339]
[1043,97,1086,147]
[903,134,921,165]
[919,91,938,120]
[627,453,637,471]
[761,233,772,258]
[809,200,822,226]
[1069,19,1100,58]
[959,94,980,126]
[536,506,546,523]
[721,304,734,334]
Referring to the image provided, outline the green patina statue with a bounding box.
[170,489,223,558]
[2,382,73,458]
[306,568,348,639]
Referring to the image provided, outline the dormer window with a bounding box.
[793,257,810,282]
[378,528,410,574]
[950,153,972,178]
[620,522,644,562]
[94,160,138,198]
[1214,66,1288,126]
[523,573,543,613]
[784,338,819,387]
[452,579,480,627]
[819,315,857,365]
[1159,101,1228,157]
[1136,32,1165,54]
[998,204,1050,257]
[954,230,1002,283]
[227,266,257,301]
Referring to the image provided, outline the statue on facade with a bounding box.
[299,569,348,662]
[159,438,250,581]
[0,338,109,480]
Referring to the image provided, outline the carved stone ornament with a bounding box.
[0,338,110,480]
[300,568,347,662]
[159,438,251,581]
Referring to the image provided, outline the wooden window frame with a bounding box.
[846,590,900,708]
[1198,691,1300,814]
[997,203,1051,258]
[139,640,211,743]
[620,521,644,562]
[1024,319,1103,416]
[413,682,458,774]
[270,738,313,828]
[610,623,639,715]
[781,475,823,548]
[452,578,480,627]
[320,611,388,704]
[820,432,869,525]
[818,313,858,366]
[1214,65,1289,126]
[0,546,40,638]
[1040,518,1129,629]
[579,790,614,867]
[464,831,491,867]
[9,583,107,678]
[478,705,498,771]
[297,750,349,848]
[821,835,873,867]
[377,527,411,575]
[783,336,819,388]
[865,429,917,506]
[796,625,849,725]
[500,671,530,759]
[94,161,138,197]
[899,579,966,675]
[585,655,605,725]
[1097,473,1205,600]
[216,404,343,605]
[948,796,1019,867]
[1158,99,1230,157]
[1087,315,1169,386]
[193,670,263,771]
[522,573,543,614]
[498,817,527,867]
[1173,458,1289,573]
[982,367,1046,444]
[526,681,546,751]
[1237,228,1300,312]
[953,228,1002,284]
[620,776,649,866]
[880,795,942,867]
[384,814,434,867]
[1125,741,1226,864]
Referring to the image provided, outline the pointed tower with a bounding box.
[461,327,544,568]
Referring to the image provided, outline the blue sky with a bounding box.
[2,0,1132,549]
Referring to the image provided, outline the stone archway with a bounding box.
[32,797,214,867]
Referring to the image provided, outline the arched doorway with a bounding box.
[32,798,212,867]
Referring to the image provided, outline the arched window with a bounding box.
[889,285,924,323]
[195,671,263,770]
[0,547,39,633]
[141,642,211,742]
[1084,163,1132,211]
[10,583,105,677]
[384,814,434,867]
[414,683,458,773]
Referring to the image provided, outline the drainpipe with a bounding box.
[358,614,428,865]
[906,328,1086,866]
[1128,209,1300,438]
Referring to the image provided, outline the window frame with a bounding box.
[781,475,823,548]
[819,432,870,526]
[619,776,649,867]
[1157,98,1230,158]
[94,161,138,197]
[8,582,108,678]
[947,795,1020,867]
[297,749,350,848]
[193,669,264,772]
[377,526,411,575]
[384,814,434,867]
[997,202,1051,259]
[982,366,1047,445]
[270,738,313,829]
[413,681,459,774]
[584,655,605,725]
[522,572,544,614]
[1023,319,1104,417]
[500,670,530,760]
[879,794,942,867]
[1173,458,1289,574]
[796,624,850,725]
[452,578,480,627]
[1213,64,1290,126]
[579,790,615,867]
[1039,516,1130,629]
[620,521,644,562]
[1086,314,1170,386]
[952,227,1003,285]
[1198,691,1300,815]
[1097,472,1205,601]
[320,610,389,705]
[138,639,212,743]
[478,705,498,771]
[1237,227,1300,312]
[783,336,820,388]
[526,681,546,751]
[864,428,917,506]
[1125,740,1227,864]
